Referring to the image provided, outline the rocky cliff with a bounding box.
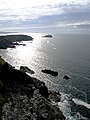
[0,57,65,120]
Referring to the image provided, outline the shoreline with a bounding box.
[0,34,33,49]
[0,57,65,120]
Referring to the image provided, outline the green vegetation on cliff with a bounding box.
[0,57,5,65]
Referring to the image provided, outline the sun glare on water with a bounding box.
[10,33,44,66]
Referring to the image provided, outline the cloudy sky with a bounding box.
[0,0,90,33]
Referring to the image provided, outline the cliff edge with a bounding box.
[0,57,65,120]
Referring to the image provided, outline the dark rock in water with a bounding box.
[20,66,35,74]
[22,44,26,46]
[63,75,70,80]
[0,34,33,49]
[42,69,58,76]
[42,34,52,37]
[14,42,26,46]
[0,57,65,120]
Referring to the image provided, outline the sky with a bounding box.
[0,0,90,33]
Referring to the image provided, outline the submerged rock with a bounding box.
[42,69,58,76]
[0,57,65,120]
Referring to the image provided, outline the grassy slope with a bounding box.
[0,57,6,119]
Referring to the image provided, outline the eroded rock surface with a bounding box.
[0,58,65,120]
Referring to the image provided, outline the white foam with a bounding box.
[72,98,90,109]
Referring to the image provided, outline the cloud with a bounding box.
[0,0,90,32]
[0,0,90,21]
[0,4,63,21]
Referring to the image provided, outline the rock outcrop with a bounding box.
[63,75,70,80]
[42,69,58,76]
[20,66,35,74]
[0,57,65,120]
[42,34,52,37]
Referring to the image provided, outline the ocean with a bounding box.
[0,33,90,120]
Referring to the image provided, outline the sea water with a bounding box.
[0,33,90,120]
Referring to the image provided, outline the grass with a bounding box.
[0,57,5,65]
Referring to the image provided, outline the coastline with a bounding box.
[0,57,65,120]
[0,34,33,49]
[0,33,90,119]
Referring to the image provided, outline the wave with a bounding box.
[58,93,89,120]
[72,98,90,109]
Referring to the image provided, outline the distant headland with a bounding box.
[0,31,18,34]
[0,34,33,49]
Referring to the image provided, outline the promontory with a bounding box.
[0,34,33,49]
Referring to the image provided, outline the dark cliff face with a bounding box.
[0,35,33,49]
[0,59,65,120]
